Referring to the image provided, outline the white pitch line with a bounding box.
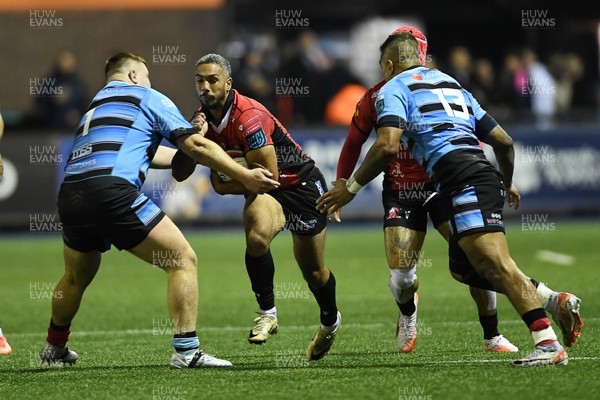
[397,356,600,365]
[536,250,575,266]
[425,317,598,327]
[8,317,598,338]
[7,323,385,338]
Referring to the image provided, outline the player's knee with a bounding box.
[246,230,271,256]
[449,258,494,291]
[165,248,197,271]
[389,267,416,290]
[64,271,92,288]
[64,266,96,288]
[246,233,269,257]
[302,268,328,288]
[451,268,495,291]
[183,251,198,270]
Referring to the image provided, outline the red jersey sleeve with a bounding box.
[336,85,380,180]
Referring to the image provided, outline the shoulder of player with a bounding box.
[362,80,386,107]
[377,77,411,100]
[355,81,382,107]
[350,83,381,130]
[142,86,180,110]
[233,90,268,113]
[372,80,386,92]
[232,93,273,128]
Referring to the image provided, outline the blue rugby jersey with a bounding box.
[375,66,498,186]
[63,81,193,189]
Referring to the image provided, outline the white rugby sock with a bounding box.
[260,306,277,315]
[536,282,559,314]
[321,312,340,333]
[531,326,558,347]
[389,268,417,304]
[486,290,497,311]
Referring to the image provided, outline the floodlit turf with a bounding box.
[0,221,598,399]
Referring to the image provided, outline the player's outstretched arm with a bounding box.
[317,125,401,215]
[334,112,373,222]
[337,118,371,180]
[175,133,279,194]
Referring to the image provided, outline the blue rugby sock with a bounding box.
[171,332,199,355]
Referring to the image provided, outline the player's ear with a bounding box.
[226,77,232,91]
[382,59,395,78]
[386,59,395,73]
[128,69,138,85]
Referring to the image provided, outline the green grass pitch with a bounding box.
[0,221,598,399]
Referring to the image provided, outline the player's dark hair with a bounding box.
[195,53,232,78]
[105,52,147,78]
[379,32,420,67]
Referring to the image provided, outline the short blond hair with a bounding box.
[105,52,147,78]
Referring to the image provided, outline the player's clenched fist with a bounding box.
[192,113,208,136]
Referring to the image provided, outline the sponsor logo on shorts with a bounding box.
[315,180,325,196]
[387,207,411,220]
[486,212,504,227]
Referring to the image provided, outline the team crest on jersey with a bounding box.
[161,99,175,108]
[375,97,385,115]
[246,128,267,149]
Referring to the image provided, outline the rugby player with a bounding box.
[39,52,279,368]
[336,26,578,354]
[176,53,340,361]
[318,33,583,366]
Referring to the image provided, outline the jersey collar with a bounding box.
[204,89,235,125]
[104,80,131,88]
[209,102,233,134]
[399,65,426,76]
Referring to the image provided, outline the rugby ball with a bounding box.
[218,155,248,182]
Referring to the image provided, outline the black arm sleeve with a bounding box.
[376,115,407,130]
[474,113,498,141]
[169,127,196,143]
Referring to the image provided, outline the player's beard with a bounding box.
[199,95,220,109]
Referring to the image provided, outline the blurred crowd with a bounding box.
[442,46,590,130]
[227,31,598,129]
[14,32,599,132]
[21,49,89,131]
